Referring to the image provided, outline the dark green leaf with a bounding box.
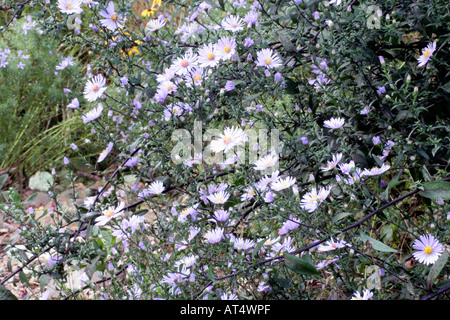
[133,209,148,216]
[19,271,29,286]
[419,181,450,201]
[0,285,18,300]
[252,239,267,259]
[427,252,448,290]
[360,232,398,253]
[24,192,38,204]
[0,174,8,190]
[284,254,321,276]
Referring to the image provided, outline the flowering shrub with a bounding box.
[0,0,449,301]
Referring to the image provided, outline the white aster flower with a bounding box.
[67,97,79,109]
[57,0,83,14]
[417,41,436,67]
[97,141,113,163]
[300,186,331,213]
[148,181,165,195]
[270,176,296,191]
[253,154,279,171]
[233,238,256,251]
[82,103,103,123]
[351,289,373,300]
[215,37,236,61]
[339,160,355,175]
[317,237,348,252]
[412,234,444,265]
[146,16,166,32]
[221,15,244,32]
[256,170,280,191]
[83,74,107,102]
[197,43,220,68]
[321,153,343,172]
[184,67,204,87]
[209,126,247,153]
[207,190,230,204]
[323,117,345,129]
[95,201,126,226]
[362,164,390,177]
[240,187,257,201]
[255,48,283,69]
[171,49,198,76]
[56,57,75,70]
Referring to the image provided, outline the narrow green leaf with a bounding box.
[207,267,216,281]
[419,181,450,201]
[0,285,18,300]
[0,174,8,190]
[39,275,49,292]
[360,232,398,253]
[23,192,38,204]
[332,212,353,224]
[252,239,267,259]
[133,209,148,216]
[284,254,321,276]
[19,271,29,286]
[427,252,448,290]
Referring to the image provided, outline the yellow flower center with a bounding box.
[265,58,272,65]
[104,208,115,218]
[111,14,118,22]
[423,49,432,58]
[167,84,173,91]
[424,245,433,255]
[207,53,215,60]
[215,198,223,203]
[66,3,72,9]
[224,46,231,53]
[194,75,201,82]
[223,136,232,144]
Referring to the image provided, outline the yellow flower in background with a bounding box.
[141,0,162,18]
[124,40,142,57]
[141,8,158,17]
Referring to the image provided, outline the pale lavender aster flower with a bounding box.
[244,10,259,28]
[244,37,254,47]
[204,227,224,244]
[83,74,107,102]
[376,86,386,95]
[255,49,283,69]
[351,289,373,300]
[221,15,244,32]
[67,97,79,109]
[224,80,235,91]
[216,37,236,61]
[82,104,103,123]
[412,234,444,265]
[99,1,124,31]
[417,41,436,67]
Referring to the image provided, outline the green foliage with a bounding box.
[0,20,87,178]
